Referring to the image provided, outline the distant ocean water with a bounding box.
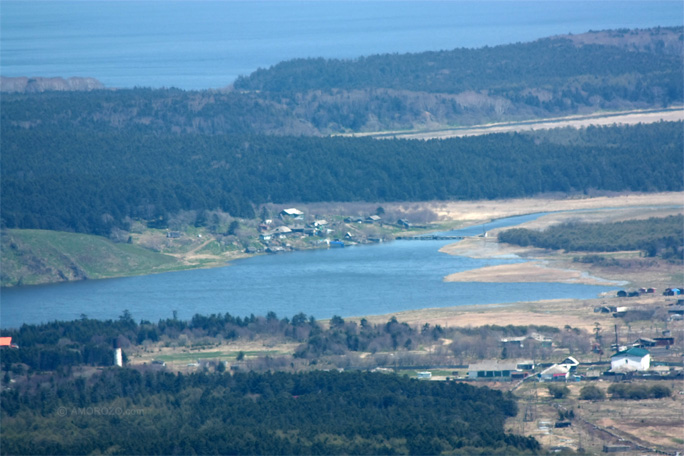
[1,1,682,90]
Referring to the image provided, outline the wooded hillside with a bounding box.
[1,368,538,455]
[2,122,681,235]
[2,27,681,135]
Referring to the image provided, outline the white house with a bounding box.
[280,208,304,220]
[610,347,650,372]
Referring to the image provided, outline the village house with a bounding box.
[365,215,381,224]
[632,337,657,348]
[273,226,292,237]
[610,347,650,372]
[500,332,553,349]
[279,208,304,221]
[560,356,579,370]
[650,365,671,376]
[653,337,674,347]
[290,225,306,233]
[594,305,617,313]
[663,287,682,296]
[539,364,571,382]
[397,219,412,229]
[467,360,521,380]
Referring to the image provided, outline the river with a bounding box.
[0,213,617,328]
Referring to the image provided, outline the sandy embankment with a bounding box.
[427,191,683,222]
[443,261,619,285]
[427,192,683,285]
[356,193,684,330]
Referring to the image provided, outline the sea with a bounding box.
[1,1,682,90]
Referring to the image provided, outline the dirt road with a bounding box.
[358,107,684,140]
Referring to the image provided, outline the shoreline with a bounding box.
[3,192,681,290]
[442,261,625,286]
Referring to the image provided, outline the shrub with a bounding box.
[608,383,672,400]
[649,385,672,399]
[547,384,570,399]
[579,385,605,400]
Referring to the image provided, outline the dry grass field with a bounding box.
[506,380,684,455]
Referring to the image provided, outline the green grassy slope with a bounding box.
[1,229,181,287]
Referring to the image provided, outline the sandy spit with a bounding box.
[443,261,620,285]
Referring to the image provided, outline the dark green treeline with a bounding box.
[2,122,681,236]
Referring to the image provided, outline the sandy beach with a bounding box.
[443,261,620,285]
[356,191,683,331]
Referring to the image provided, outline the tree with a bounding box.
[579,385,605,401]
[330,315,345,329]
[227,220,239,236]
[650,384,671,399]
[547,384,570,399]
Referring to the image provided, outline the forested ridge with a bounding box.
[1,27,681,135]
[0,314,552,454]
[235,31,681,94]
[2,122,682,235]
[1,368,538,455]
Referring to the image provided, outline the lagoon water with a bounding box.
[1,1,682,90]
[1,2,677,326]
[0,214,617,328]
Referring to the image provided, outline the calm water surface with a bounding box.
[2,1,682,90]
[0,214,617,328]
